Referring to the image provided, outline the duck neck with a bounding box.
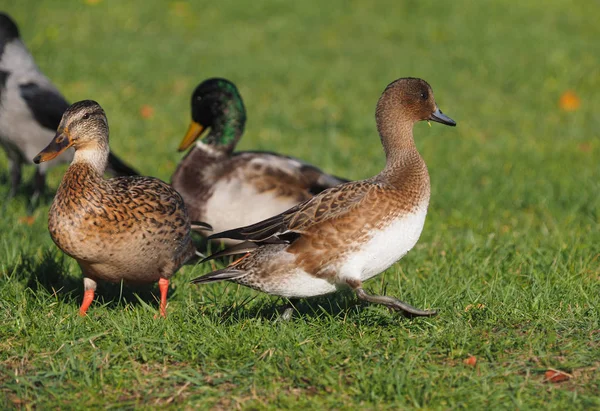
[202,103,245,153]
[71,141,109,176]
[376,116,429,193]
[377,113,419,164]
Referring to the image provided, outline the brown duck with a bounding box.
[34,100,204,317]
[171,78,348,243]
[193,78,456,318]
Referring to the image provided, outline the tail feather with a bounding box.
[300,164,350,194]
[329,174,351,185]
[201,241,258,263]
[207,213,287,242]
[106,152,139,176]
[191,221,213,232]
[313,173,351,193]
[207,227,249,242]
[191,268,245,284]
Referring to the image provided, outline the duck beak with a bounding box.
[178,121,205,151]
[33,129,73,164]
[429,107,456,127]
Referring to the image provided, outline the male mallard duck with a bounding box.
[171,78,348,242]
[0,13,138,207]
[34,100,201,317]
[192,78,456,318]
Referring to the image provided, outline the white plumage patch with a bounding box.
[203,179,298,234]
[246,155,304,175]
[339,201,429,283]
[271,267,338,298]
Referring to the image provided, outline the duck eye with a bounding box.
[82,113,90,120]
[420,92,428,100]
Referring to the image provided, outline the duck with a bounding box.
[171,78,348,243]
[192,77,456,318]
[0,12,138,208]
[33,100,203,317]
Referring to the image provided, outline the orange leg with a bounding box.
[79,289,95,316]
[158,278,169,318]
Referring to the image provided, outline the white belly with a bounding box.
[272,268,338,298]
[339,204,428,283]
[204,180,298,234]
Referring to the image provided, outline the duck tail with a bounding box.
[191,268,245,284]
[328,174,351,185]
[106,152,139,176]
[191,221,213,232]
[201,241,258,263]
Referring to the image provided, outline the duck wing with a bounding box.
[297,162,350,194]
[19,82,68,131]
[233,151,349,197]
[208,180,377,244]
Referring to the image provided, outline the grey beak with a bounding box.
[429,108,456,127]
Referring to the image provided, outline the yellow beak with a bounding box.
[33,130,73,164]
[177,121,205,152]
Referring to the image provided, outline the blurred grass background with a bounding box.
[1,0,599,408]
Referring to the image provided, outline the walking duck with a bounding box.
[34,100,201,317]
[171,78,348,243]
[192,78,456,318]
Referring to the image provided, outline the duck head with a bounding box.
[178,78,246,152]
[377,77,456,130]
[374,78,456,159]
[34,100,109,164]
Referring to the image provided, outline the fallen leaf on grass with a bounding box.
[18,216,36,226]
[170,2,190,17]
[545,369,572,383]
[140,105,155,119]
[464,356,477,367]
[464,303,486,312]
[578,142,592,153]
[559,90,580,111]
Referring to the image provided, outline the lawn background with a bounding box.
[1,0,599,408]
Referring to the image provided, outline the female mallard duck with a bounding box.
[171,78,348,242]
[34,100,202,317]
[192,78,456,318]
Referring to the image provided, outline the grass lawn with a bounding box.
[1,0,599,408]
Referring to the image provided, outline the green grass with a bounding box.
[1,0,599,408]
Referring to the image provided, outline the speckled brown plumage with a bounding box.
[49,164,194,281]
[35,100,196,317]
[193,78,457,318]
[171,78,347,242]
